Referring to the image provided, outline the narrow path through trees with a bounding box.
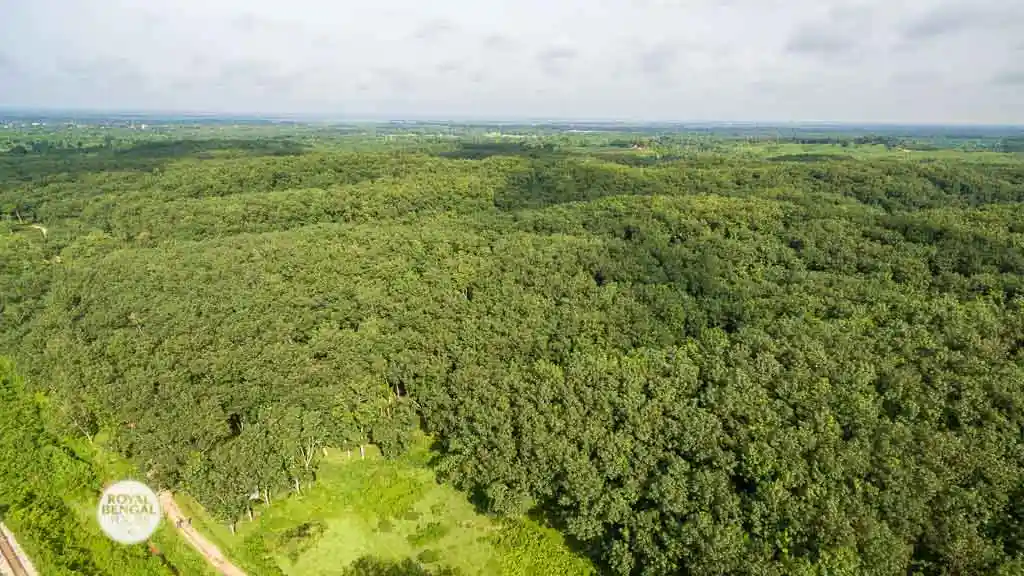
[157,492,248,576]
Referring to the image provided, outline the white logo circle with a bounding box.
[97,480,162,544]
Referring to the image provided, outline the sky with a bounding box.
[0,0,1022,123]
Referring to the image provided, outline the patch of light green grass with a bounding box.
[172,492,285,576]
[176,439,594,576]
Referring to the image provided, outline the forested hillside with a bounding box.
[2,127,1024,575]
[0,359,214,575]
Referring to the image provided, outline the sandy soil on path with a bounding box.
[157,491,248,576]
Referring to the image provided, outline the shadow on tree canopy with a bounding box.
[342,556,461,576]
[436,141,567,161]
[112,138,307,159]
[592,151,686,167]
[493,158,666,211]
[0,137,308,183]
[766,153,857,163]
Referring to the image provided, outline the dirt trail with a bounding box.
[157,492,248,576]
[0,523,37,576]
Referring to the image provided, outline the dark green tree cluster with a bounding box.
[342,556,460,576]
[0,358,207,575]
[2,131,1024,575]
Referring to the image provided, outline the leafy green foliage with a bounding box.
[407,522,450,547]
[276,521,326,562]
[2,123,1024,575]
[492,520,598,576]
[0,359,212,575]
[342,556,461,576]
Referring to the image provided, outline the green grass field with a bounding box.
[173,438,595,576]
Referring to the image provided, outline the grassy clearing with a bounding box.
[176,439,594,576]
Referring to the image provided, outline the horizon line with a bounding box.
[1,107,1023,129]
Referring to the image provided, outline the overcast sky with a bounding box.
[1,0,1022,123]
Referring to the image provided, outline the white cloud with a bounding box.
[0,0,1021,122]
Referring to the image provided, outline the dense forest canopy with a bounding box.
[2,122,1024,575]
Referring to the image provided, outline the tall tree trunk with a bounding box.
[229,522,236,535]
[71,417,94,445]
[360,445,365,459]
[248,506,253,521]
[294,477,301,494]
